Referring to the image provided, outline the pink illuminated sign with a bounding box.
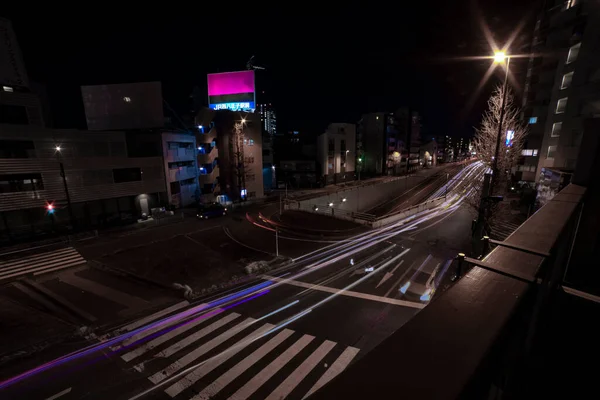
[207,70,255,96]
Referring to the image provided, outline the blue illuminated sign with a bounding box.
[209,102,255,111]
[505,130,514,147]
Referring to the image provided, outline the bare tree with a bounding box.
[466,85,528,230]
[230,122,246,201]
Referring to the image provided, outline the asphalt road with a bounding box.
[0,163,485,400]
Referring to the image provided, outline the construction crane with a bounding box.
[246,55,265,70]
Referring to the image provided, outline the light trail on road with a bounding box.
[1,161,488,397]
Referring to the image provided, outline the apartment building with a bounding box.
[317,123,356,185]
[161,132,198,208]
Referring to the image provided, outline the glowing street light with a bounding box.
[493,51,506,63]
[55,146,61,152]
[241,118,246,124]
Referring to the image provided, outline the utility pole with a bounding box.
[275,227,279,256]
[55,147,74,227]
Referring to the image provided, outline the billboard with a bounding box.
[207,71,255,111]
[81,82,164,130]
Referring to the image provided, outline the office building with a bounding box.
[317,123,356,185]
[520,0,600,183]
[357,109,421,175]
[0,125,167,242]
[195,108,264,203]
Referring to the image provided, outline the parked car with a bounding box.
[197,203,227,219]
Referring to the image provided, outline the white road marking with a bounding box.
[265,340,336,400]
[192,329,295,400]
[302,346,360,399]
[263,275,425,309]
[118,301,189,333]
[164,324,274,398]
[120,309,223,362]
[229,334,315,400]
[153,313,240,358]
[45,387,72,400]
[148,317,253,384]
[376,260,404,288]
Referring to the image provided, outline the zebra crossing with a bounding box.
[0,247,86,282]
[115,306,360,399]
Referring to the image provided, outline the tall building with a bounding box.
[195,109,264,203]
[317,123,356,185]
[520,0,600,183]
[1,18,46,127]
[257,103,277,136]
[357,108,421,175]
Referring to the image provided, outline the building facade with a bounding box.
[357,109,421,176]
[195,109,264,203]
[0,124,167,242]
[521,0,600,183]
[161,132,198,208]
[317,123,356,185]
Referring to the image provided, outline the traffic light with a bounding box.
[46,203,55,214]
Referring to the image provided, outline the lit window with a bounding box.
[123,96,131,103]
[566,43,581,64]
[529,117,537,124]
[555,97,568,114]
[565,0,577,10]
[551,122,562,137]
[561,72,574,89]
[2,86,14,92]
[547,145,557,159]
[248,139,254,146]
[521,149,539,156]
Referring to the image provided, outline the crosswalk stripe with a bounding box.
[302,346,360,399]
[164,323,274,398]
[0,248,76,267]
[0,253,83,275]
[118,301,190,333]
[32,260,86,275]
[115,310,232,355]
[148,317,254,384]
[0,257,86,281]
[121,309,223,362]
[229,334,315,400]
[153,313,241,359]
[192,329,295,400]
[265,340,336,400]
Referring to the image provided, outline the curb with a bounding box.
[87,260,177,292]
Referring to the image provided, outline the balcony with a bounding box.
[197,145,218,165]
[314,184,596,399]
[166,147,195,162]
[168,166,197,182]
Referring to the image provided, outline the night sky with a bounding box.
[5,1,538,137]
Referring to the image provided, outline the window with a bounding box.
[521,149,539,156]
[518,165,537,172]
[180,178,195,186]
[246,139,254,146]
[246,173,256,182]
[2,86,13,92]
[551,122,562,137]
[561,72,574,89]
[0,173,44,193]
[170,181,180,194]
[245,156,255,164]
[113,167,142,183]
[555,97,568,114]
[0,104,28,124]
[529,117,537,124]
[82,170,113,186]
[547,145,557,159]
[0,140,35,158]
[566,43,580,64]
[168,161,194,169]
[565,0,577,10]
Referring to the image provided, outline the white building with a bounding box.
[317,123,356,185]
[161,132,198,208]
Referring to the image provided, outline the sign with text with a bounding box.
[207,71,255,111]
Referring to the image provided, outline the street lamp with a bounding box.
[54,145,74,227]
[490,50,511,195]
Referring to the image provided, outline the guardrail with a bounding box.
[285,196,445,228]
